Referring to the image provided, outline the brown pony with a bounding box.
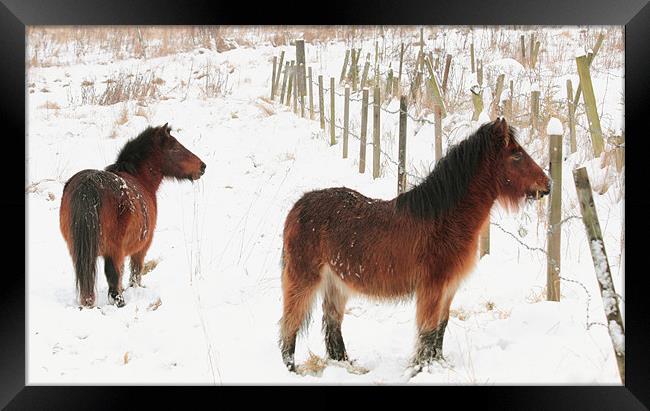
[59,124,206,308]
[279,118,550,374]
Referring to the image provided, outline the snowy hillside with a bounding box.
[26,26,624,384]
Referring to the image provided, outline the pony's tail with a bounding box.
[69,182,101,307]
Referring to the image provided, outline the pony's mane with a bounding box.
[395,122,515,219]
[105,126,163,175]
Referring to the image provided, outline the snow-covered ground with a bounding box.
[26,27,624,384]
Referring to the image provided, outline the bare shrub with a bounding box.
[99,71,160,106]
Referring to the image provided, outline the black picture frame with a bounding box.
[4,0,649,408]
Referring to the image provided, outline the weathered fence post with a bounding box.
[491,73,505,118]
[343,86,350,158]
[397,96,407,194]
[299,64,305,117]
[351,49,359,92]
[271,56,277,99]
[386,68,393,97]
[471,86,483,121]
[547,118,563,301]
[308,67,314,119]
[286,61,294,106]
[572,32,605,108]
[398,43,405,95]
[275,50,285,96]
[434,103,442,161]
[330,77,336,145]
[373,86,381,179]
[340,49,350,83]
[424,57,447,117]
[470,42,475,73]
[292,65,298,114]
[529,33,535,67]
[531,41,541,69]
[295,39,306,95]
[359,88,369,173]
[576,54,604,157]
[573,166,625,384]
[360,59,371,91]
[531,88,540,130]
[318,74,325,130]
[566,79,577,154]
[280,62,289,104]
[520,34,526,64]
[442,54,452,93]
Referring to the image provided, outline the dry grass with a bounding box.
[142,258,160,276]
[296,351,328,376]
[38,101,61,110]
[99,71,160,106]
[526,286,548,304]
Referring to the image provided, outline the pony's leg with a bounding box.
[322,276,349,362]
[412,284,449,369]
[279,266,321,372]
[104,255,126,307]
[129,251,146,288]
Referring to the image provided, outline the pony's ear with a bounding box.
[497,117,510,146]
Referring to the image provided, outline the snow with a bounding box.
[546,117,564,135]
[27,26,624,384]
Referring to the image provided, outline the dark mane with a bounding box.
[395,122,515,219]
[105,126,161,175]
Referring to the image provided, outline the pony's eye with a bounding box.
[512,152,523,161]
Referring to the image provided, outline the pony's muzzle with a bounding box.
[200,162,207,176]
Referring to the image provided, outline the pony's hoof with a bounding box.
[109,293,126,308]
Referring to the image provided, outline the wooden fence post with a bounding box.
[397,95,407,194]
[351,49,359,92]
[529,33,535,67]
[547,118,563,301]
[299,64,305,117]
[343,86,350,158]
[470,42,475,73]
[566,79,577,154]
[275,50,285,96]
[373,86,381,179]
[520,34,526,64]
[386,68,393,97]
[531,89,540,131]
[340,49,350,83]
[576,54,604,158]
[295,39,306,95]
[359,88,369,173]
[271,56,277,99]
[471,86,483,121]
[280,62,289,104]
[293,65,298,114]
[572,32,605,108]
[442,54,452,93]
[330,77,336,145]
[491,73,505,118]
[424,57,447,117]
[531,41,541,69]
[434,104,442,161]
[573,166,625,384]
[318,74,325,130]
[308,67,314,120]
[398,43,405,95]
[286,61,294,106]
[360,59,371,91]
